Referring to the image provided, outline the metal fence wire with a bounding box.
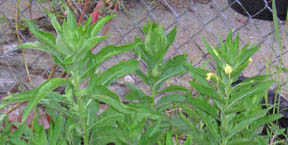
[0,0,288,97]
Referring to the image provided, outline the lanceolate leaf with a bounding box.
[249,114,282,134]
[65,5,77,30]
[166,26,177,50]
[189,81,224,104]
[236,45,260,68]
[156,94,186,111]
[159,85,188,94]
[78,35,108,57]
[188,97,219,120]
[227,109,268,140]
[81,42,139,79]
[165,132,174,145]
[93,42,139,65]
[156,55,187,86]
[272,0,282,47]
[185,63,211,88]
[22,78,70,124]
[229,80,273,108]
[47,12,61,33]
[48,115,65,145]
[0,90,36,109]
[88,107,124,131]
[92,59,139,87]
[124,83,148,102]
[87,86,132,114]
[17,41,46,52]
[91,14,117,36]
[196,110,220,143]
[24,19,56,51]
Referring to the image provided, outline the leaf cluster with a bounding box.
[0,7,285,145]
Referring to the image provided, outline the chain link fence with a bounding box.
[0,0,288,97]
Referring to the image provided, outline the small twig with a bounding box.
[15,0,34,88]
[78,0,83,9]
[77,0,89,25]
[269,133,277,145]
[47,64,57,79]
[29,0,32,19]
[4,103,24,115]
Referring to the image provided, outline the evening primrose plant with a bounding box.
[88,21,190,145]
[0,7,139,145]
[181,31,283,145]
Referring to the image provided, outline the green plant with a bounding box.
[179,31,283,145]
[0,6,139,145]
[88,21,189,145]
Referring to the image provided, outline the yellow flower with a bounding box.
[224,64,232,75]
[206,72,216,81]
[248,58,253,63]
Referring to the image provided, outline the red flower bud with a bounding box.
[92,11,99,24]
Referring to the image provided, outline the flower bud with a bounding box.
[206,72,216,81]
[224,64,232,75]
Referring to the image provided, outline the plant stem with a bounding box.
[74,77,89,145]
[78,95,89,145]
[151,85,156,109]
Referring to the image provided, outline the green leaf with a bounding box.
[188,97,219,120]
[90,127,123,145]
[0,90,36,109]
[17,41,43,51]
[88,107,123,131]
[228,139,258,145]
[272,0,282,47]
[236,45,260,68]
[183,135,193,145]
[250,114,282,133]
[229,80,273,108]
[203,39,223,67]
[24,19,56,50]
[227,110,268,140]
[82,42,139,78]
[166,26,177,50]
[159,85,188,94]
[92,59,139,87]
[87,99,99,127]
[78,35,108,57]
[48,115,65,145]
[148,120,162,137]
[87,86,132,114]
[47,12,61,33]
[185,63,211,88]
[22,78,70,124]
[65,6,77,29]
[165,132,174,145]
[129,104,162,120]
[189,81,224,104]
[156,55,187,86]
[41,93,71,116]
[135,69,151,86]
[196,110,220,143]
[124,83,147,101]
[55,34,73,55]
[91,14,117,36]
[157,94,186,111]
[31,120,49,145]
